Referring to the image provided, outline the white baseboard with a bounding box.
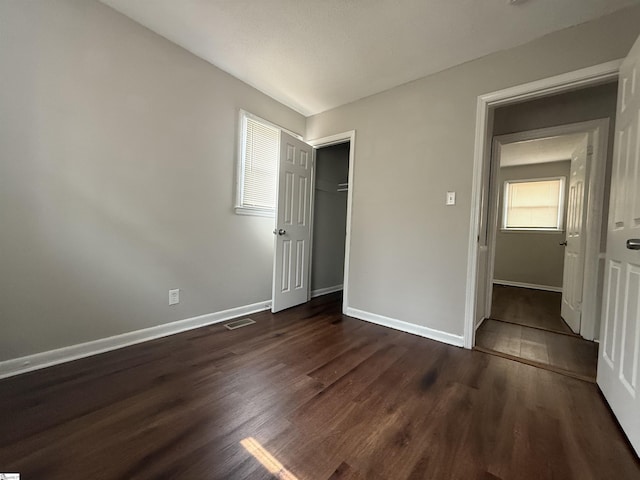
[493,279,563,293]
[345,307,464,348]
[311,284,343,298]
[0,299,272,380]
[475,317,487,330]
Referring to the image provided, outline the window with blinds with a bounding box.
[502,177,565,231]
[236,111,280,216]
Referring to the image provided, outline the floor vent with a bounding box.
[224,318,256,330]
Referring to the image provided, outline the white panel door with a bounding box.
[272,132,314,313]
[561,136,589,334]
[597,34,640,456]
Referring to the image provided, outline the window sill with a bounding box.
[235,206,275,218]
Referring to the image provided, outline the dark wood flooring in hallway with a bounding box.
[490,285,573,334]
[1,293,637,479]
[476,285,599,381]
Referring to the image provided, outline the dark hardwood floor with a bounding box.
[1,293,638,479]
[475,319,598,381]
[490,285,573,334]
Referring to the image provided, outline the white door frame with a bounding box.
[464,60,622,349]
[485,119,610,341]
[307,130,356,314]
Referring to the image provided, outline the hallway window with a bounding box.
[502,177,565,231]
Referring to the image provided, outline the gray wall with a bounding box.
[493,82,618,135]
[0,0,305,361]
[311,143,349,292]
[306,6,640,338]
[493,161,571,288]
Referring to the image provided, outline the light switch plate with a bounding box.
[446,191,456,205]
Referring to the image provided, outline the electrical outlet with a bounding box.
[169,288,180,306]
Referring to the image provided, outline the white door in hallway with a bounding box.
[561,135,589,334]
[597,33,640,456]
[272,131,314,313]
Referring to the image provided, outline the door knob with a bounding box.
[559,241,568,246]
[272,228,286,236]
[627,239,640,250]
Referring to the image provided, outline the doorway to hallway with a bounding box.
[472,84,618,382]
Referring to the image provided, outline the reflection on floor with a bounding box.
[475,285,598,382]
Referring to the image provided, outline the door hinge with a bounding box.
[587,145,594,156]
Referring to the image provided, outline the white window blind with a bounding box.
[503,178,565,230]
[238,113,279,214]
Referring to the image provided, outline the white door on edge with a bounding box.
[597,33,640,456]
[272,131,314,313]
[561,135,589,334]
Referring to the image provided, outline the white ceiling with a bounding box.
[101,0,640,116]
[500,133,587,167]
